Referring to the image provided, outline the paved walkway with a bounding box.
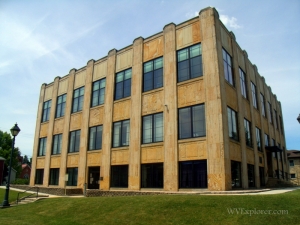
[1,185,300,197]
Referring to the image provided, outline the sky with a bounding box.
[0,0,299,158]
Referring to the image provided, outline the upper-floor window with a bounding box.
[290,160,294,167]
[72,87,84,113]
[264,134,269,147]
[274,110,278,129]
[255,127,262,152]
[142,113,163,144]
[260,93,266,117]
[177,44,202,82]
[115,68,131,100]
[239,68,247,98]
[69,130,81,153]
[227,107,238,141]
[38,137,47,156]
[222,48,234,86]
[244,119,252,147]
[279,115,284,133]
[56,94,66,118]
[178,104,206,139]
[143,57,163,92]
[251,82,258,109]
[91,78,106,107]
[42,100,51,122]
[52,134,62,155]
[267,102,273,124]
[112,120,130,147]
[89,125,103,150]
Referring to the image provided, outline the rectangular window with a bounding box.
[274,110,278,129]
[290,160,294,167]
[52,134,62,155]
[179,160,207,188]
[231,161,242,188]
[248,164,255,188]
[177,44,202,82]
[56,94,66,118]
[35,169,44,185]
[141,163,163,188]
[267,102,273,124]
[142,113,163,144]
[178,104,206,139]
[114,68,131,100]
[227,107,238,141]
[69,130,81,153]
[49,168,59,185]
[66,168,78,186]
[38,138,47,156]
[112,120,130,147]
[264,134,269,146]
[42,100,51,122]
[260,93,266,117]
[244,119,252,147]
[91,78,106,107]
[255,127,262,152]
[279,115,283,133]
[259,167,265,186]
[291,174,296,179]
[251,82,258,109]
[222,48,234,85]
[111,165,128,188]
[239,68,247,98]
[89,125,103,150]
[72,87,84,113]
[143,57,163,92]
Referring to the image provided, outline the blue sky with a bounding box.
[0,0,299,158]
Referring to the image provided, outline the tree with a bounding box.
[23,155,31,167]
[0,130,22,178]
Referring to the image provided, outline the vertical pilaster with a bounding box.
[43,77,60,186]
[163,23,178,191]
[59,69,76,187]
[77,60,94,188]
[129,38,143,190]
[100,49,116,190]
[200,7,230,190]
[30,84,46,186]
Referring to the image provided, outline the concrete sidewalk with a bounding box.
[1,185,299,197]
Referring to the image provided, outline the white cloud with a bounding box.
[220,14,242,29]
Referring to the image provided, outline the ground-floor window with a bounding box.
[179,160,207,188]
[231,161,242,188]
[49,168,59,185]
[66,167,78,186]
[141,163,163,188]
[291,174,296,179]
[259,166,265,186]
[111,165,128,188]
[35,169,44,184]
[247,164,255,187]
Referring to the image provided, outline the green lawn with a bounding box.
[1,189,299,225]
[0,188,30,204]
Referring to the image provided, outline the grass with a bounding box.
[0,189,300,225]
[0,188,30,204]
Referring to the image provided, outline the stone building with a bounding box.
[30,7,288,192]
[287,150,300,185]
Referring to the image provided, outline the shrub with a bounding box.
[12,178,29,185]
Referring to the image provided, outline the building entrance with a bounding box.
[88,167,100,189]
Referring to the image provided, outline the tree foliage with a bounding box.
[0,130,22,177]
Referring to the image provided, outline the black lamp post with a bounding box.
[1,123,20,207]
[297,114,300,124]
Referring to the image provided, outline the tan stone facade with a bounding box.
[287,150,300,185]
[30,7,288,191]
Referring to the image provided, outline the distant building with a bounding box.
[20,164,31,180]
[287,150,300,185]
[30,7,288,192]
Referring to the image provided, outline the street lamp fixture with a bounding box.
[1,123,20,207]
[297,114,300,124]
